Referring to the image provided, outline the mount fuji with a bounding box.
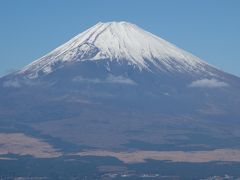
[1,21,240,151]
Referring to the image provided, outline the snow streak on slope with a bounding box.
[20,21,210,78]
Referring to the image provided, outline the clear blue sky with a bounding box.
[0,0,240,77]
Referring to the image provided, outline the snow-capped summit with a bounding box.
[20,21,210,78]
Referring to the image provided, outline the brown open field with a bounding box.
[76,149,240,164]
[0,133,62,158]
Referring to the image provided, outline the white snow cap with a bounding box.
[20,21,209,78]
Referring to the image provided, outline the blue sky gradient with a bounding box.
[0,0,239,77]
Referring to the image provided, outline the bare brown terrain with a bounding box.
[1,132,240,165]
[0,133,62,158]
[76,149,240,164]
